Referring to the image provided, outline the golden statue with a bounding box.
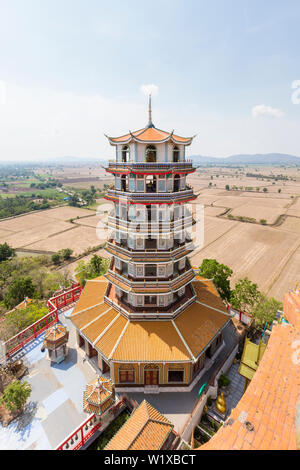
[216,392,226,414]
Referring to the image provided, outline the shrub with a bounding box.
[218,374,231,388]
[1,380,31,412]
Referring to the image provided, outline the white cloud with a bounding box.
[140,84,159,97]
[252,104,284,118]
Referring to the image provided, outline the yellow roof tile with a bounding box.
[105,400,173,450]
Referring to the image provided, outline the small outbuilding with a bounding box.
[43,323,69,364]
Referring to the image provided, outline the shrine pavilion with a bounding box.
[71,97,231,392]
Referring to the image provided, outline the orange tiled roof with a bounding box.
[284,290,300,329]
[174,301,229,358]
[70,274,229,362]
[106,126,193,146]
[200,302,300,450]
[44,323,68,343]
[104,400,173,450]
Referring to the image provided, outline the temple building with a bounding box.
[71,98,231,392]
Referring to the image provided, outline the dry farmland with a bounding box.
[0,164,299,302]
[188,166,300,301]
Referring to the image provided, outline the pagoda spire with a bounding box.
[147,94,154,128]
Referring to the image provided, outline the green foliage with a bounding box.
[0,301,49,340]
[51,253,61,265]
[230,277,262,315]
[4,276,35,309]
[198,259,232,301]
[218,374,231,388]
[0,255,71,312]
[1,380,31,412]
[68,194,80,207]
[259,219,267,225]
[75,255,109,286]
[252,296,282,328]
[225,184,230,190]
[0,243,15,262]
[59,248,73,260]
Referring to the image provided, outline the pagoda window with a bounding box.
[178,287,185,297]
[129,174,136,192]
[136,295,144,306]
[145,145,157,163]
[121,174,127,192]
[173,146,180,163]
[145,265,156,277]
[115,257,121,271]
[173,174,180,192]
[145,295,157,305]
[180,175,186,190]
[158,296,165,306]
[121,145,130,163]
[115,176,121,190]
[167,175,173,192]
[168,368,184,383]
[178,258,186,271]
[158,175,166,193]
[136,175,145,192]
[128,263,135,277]
[146,175,157,193]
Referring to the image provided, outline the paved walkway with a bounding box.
[0,308,97,450]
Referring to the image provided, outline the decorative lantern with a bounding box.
[83,376,115,416]
[43,323,69,364]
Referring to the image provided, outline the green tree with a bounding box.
[263,187,268,193]
[75,255,109,286]
[230,277,262,315]
[51,253,61,265]
[1,380,31,412]
[0,243,15,263]
[252,296,282,329]
[225,184,230,190]
[198,259,233,301]
[58,248,73,260]
[4,276,35,309]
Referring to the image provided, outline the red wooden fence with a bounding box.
[1,283,82,361]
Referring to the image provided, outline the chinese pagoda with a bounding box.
[71,97,231,391]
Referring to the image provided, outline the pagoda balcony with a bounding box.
[110,257,193,286]
[106,237,194,254]
[105,264,195,294]
[105,189,196,206]
[104,243,193,264]
[104,283,197,319]
[106,214,194,234]
[107,161,194,171]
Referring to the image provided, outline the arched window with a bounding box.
[121,145,130,162]
[173,146,180,162]
[145,145,157,162]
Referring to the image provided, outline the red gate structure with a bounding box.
[1,283,82,361]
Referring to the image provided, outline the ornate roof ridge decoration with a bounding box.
[86,375,112,404]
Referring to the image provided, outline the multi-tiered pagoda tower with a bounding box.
[71,98,230,392]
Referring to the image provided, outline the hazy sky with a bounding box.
[0,0,300,161]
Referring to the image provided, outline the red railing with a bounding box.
[2,283,82,361]
[56,414,100,450]
[56,399,125,450]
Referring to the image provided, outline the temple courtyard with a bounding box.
[0,306,239,450]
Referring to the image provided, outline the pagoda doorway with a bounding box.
[144,364,159,385]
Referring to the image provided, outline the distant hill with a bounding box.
[190,153,300,166]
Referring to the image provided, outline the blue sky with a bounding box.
[0,0,300,160]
